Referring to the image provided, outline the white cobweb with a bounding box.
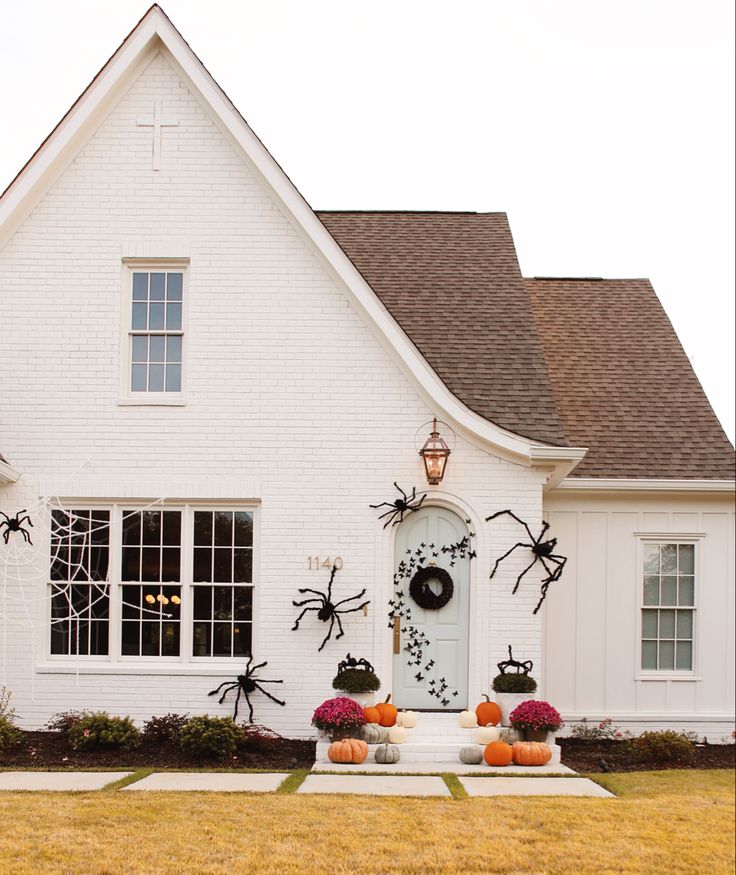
[0,490,169,694]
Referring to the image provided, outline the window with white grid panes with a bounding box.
[130,270,183,392]
[641,543,695,671]
[192,511,254,658]
[121,510,182,656]
[49,510,110,656]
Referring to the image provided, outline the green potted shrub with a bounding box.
[492,671,537,726]
[331,656,381,707]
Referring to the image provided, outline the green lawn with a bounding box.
[0,769,732,874]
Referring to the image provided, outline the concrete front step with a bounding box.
[317,740,562,765]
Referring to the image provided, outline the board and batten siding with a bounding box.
[543,490,735,739]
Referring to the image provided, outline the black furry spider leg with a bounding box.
[296,587,328,599]
[292,605,319,631]
[336,600,370,616]
[394,481,408,502]
[513,555,540,595]
[318,615,336,652]
[369,501,395,511]
[333,613,346,641]
[254,682,286,707]
[490,542,531,578]
[332,588,367,609]
[209,680,239,698]
[486,510,536,543]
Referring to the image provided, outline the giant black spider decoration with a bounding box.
[0,509,34,545]
[292,564,370,652]
[370,482,427,528]
[486,510,567,613]
[208,655,286,723]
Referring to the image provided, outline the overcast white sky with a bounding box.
[2,0,734,443]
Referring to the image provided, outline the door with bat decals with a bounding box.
[392,506,470,710]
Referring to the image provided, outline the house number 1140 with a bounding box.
[307,556,344,570]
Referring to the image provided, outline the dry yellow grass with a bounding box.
[0,770,732,874]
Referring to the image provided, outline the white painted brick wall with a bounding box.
[0,53,547,735]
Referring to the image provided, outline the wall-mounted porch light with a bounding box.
[419,418,451,485]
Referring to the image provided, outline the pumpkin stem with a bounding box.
[384,694,392,704]
[483,693,491,703]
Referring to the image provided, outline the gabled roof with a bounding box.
[526,277,735,479]
[0,4,585,485]
[318,212,567,446]
[319,213,734,480]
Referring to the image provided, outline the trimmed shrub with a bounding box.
[142,713,189,744]
[0,715,21,753]
[332,668,381,694]
[629,730,697,764]
[179,715,241,761]
[68,712,141,752]
[46,710,93,738]
[492,673,537,694]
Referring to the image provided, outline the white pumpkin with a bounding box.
[397,710,418,729]
[473,725,501,745]
[388,725,409,744]
[458,710,478,729]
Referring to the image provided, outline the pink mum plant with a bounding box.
[312,696,366,736]
[509,700,563,733]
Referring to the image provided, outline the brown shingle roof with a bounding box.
[318,211,735,480]
[526,277,735,479]
[317,211,568,446]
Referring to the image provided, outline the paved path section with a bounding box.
[299,774,451,797]
[0,772,130,791]
[312,761,576,775]
[123,772,287,792]
[460,777,614,798]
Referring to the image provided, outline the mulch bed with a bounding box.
[559,738,736,773]
[0,731,316,771]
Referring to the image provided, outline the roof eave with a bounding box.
[0,460,21,485]
[551,477,736,494]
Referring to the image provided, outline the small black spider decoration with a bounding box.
[336,653,376,674]
[370,482,427,528]
[486,510,567,613]
[292,564,370,652]
[0,509,34,545]
[208,655,286,723]
[497,645,534,676]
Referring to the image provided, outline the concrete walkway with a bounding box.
[0,770,614,798]
[123,772,286,792]
[460,776,614,798]
[299,774,451,797]
[0,772,130,791]
[312,761,576,775]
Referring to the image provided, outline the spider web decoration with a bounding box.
[208,655,286,723]
[388,532,475,706]
[486,510,567,613]
[0,493,171,690]
[291,564,370,652]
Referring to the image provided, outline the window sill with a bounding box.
[35,663,244,676]
[636,674,700,682]
[118,396,186,407]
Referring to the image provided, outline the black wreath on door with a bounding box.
[409,566,454,610]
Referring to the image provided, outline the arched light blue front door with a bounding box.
[392,506,470,710]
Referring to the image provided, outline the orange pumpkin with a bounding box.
[484,740,513,767]
[512,741,551,767]
[327,738,369,764]
[375,694,398,727]
[363,706,380,724]
[475,694,501,727]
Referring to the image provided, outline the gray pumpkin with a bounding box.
[361,723,390,745]
[459,744,484,765]
[374,743,401,764]
[499,727,523,745]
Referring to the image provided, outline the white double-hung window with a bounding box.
[640,540,697,673]
[126,265,185,396]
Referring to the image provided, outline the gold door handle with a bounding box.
[393,617,401,654]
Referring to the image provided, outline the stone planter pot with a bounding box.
[317,727,364,743]
[495,692,532,726]
[346,691,375,708]
[522,728,550,743]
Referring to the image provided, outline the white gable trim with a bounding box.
[0,460,20,484]
[0,5,586,478]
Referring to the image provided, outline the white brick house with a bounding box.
[0,6,733,740]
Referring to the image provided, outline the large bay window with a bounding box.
[48,506,255,662]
